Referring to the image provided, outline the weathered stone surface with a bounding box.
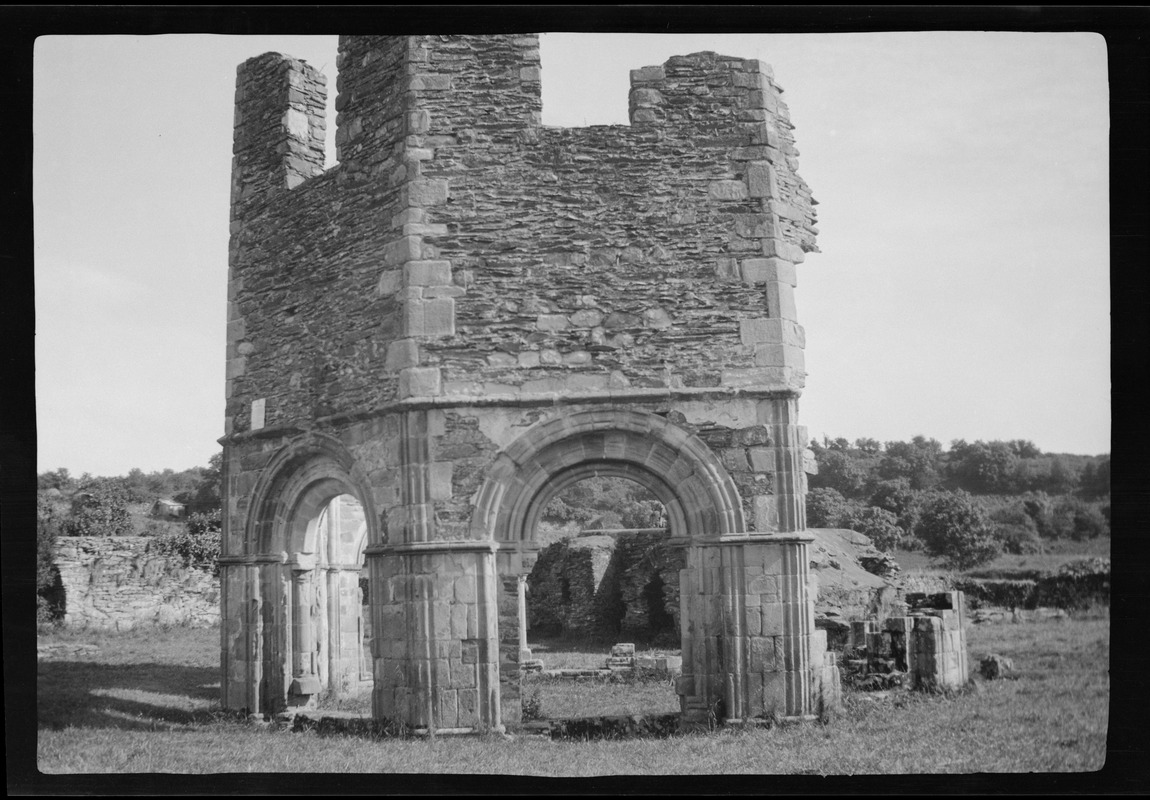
[54,537,220,630]
[222,36,827,732]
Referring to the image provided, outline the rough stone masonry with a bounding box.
[220,34,839,732]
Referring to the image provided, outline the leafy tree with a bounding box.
[63,478,133,537]
[845,506,902,552]
[806,487,860,528]
[1044,457,1080,495]
[122,468,155,504]
[38,468,77,494]
[1053,496,1109,541]
[879,436,942,491]
[176,452,223,513]
[619,498,667,529]
[541,496,597,528]
[808,443,869,499]
[1010,440,1041,459]
[854,438,882,455]
[1078,458,1110,499]
[869,478,915,517]
[541,477,666,531]
[989,503,1043,555]
[950,440,1020,494]
[914,490,1000,570]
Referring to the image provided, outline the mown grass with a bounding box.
[36,609,1109,776]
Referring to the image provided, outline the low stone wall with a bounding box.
[53,536,220,630]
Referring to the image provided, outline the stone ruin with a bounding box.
[220,34,839,733]
[844,591,971,693]
[526,528,683,643]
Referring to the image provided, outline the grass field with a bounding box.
[35,604,1109,776]
[892,536,1110,574]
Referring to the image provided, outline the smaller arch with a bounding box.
[245,432,380,556]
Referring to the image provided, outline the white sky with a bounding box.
[33,33,1110,476]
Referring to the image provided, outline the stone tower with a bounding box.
[220,34,839,732]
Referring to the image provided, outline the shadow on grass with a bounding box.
[38,661,224,732]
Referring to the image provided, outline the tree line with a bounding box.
[806,436,1110,569]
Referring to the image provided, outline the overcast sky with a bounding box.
[33,33,1110,476]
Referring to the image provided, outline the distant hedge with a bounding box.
[955,558,1109,611]
[954,578,1038,610]
[1034,558,1110,610]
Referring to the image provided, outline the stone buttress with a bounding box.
[220,35,839,732]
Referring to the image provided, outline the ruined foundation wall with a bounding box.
[54,537,220,630]
[526,529,686,641]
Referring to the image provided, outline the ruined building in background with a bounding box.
[219,34,837,731]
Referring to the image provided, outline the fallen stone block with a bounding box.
[979,654,1013,679]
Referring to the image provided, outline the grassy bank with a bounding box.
[36,608,1108,776]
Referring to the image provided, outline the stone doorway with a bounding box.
[285,493,369,709]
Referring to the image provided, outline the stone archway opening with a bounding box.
[497,458,690,726]
[525,474,671,646]
[514,472,684,723]
[472,410,751,729]
[284,491,371,713]
[220,436,381,720]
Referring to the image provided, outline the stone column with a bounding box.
[678,535,824,727]
[517,574,531,662]
[367,540,502,733]
[254,555,289,715]
[288,557,320,697]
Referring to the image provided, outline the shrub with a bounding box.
[953,578,1037,610]
[1064,499,1109,541]
[63,479,133,537]
[150,510,222,574]
[37,494,65,623]
[989,504,1043,554]
[869,478,924,537]
[1035,558,1110,609]
[808,446,869,499]
[914,490,1000,570]
[806,487,861,528]
[844,506,902,552]
[995,523,1044,555]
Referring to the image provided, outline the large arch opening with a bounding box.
[519,471,684,722]
[526,473,671,643]
[472,408,746,727]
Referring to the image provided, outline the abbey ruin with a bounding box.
[219,34,840,732]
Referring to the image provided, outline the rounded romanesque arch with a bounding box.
[470,407,746,546]
[245,432,380,556]
[240,433,378,711]
[468,407,750,724]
